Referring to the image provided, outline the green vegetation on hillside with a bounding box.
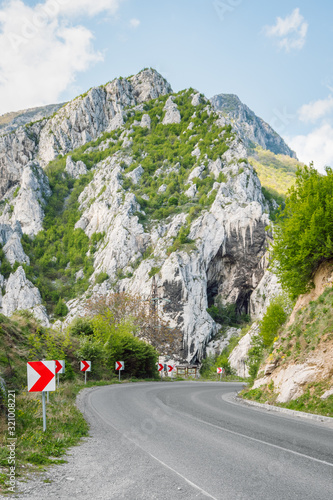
[242,286,333,416]
[249,146,299,196]
[246,295,291,381]
[0,303,162,490]
[21,159,96,314]
[271,165,333,298]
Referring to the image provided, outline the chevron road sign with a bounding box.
[167,365,175,373]
[27,361,56,431]
[55,360,65,374]
[217,367,223,374]
[158,363,164,371]
[80,361,91,372]
[116,361,124,382]
[27,361,56,392]
[55,360,65,388]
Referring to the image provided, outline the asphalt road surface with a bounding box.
[13,381,333,500]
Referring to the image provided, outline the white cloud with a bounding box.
[129,18,140,28]
[264,8,308,52]
[0,0,122,114]
[286,123,333,173]
[298,95,333,123]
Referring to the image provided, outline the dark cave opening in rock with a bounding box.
[235,289,252,316]
[207,280,219,308]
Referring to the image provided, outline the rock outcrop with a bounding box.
[211,94,296,158]
[0,103,64,136]
[0,221,29,265]
[0,69,171,199]
[0,266,49,326]
[0,162,51,237]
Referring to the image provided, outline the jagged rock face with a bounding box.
[37,69,172,166]
[0,266,49,326]
[211,94,296,158]
[162,97,181,125]
[206,327,241,357]
[0,221,29,265]
[65,156,88,179]
[0,103,64,136]
[0,162,51,237]
[0,69,171,199]
[0,125,41,198]
[249,269,282,320]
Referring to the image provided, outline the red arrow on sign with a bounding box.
[158,363,164,371]
[28,362,55,392]
[55,360,62,373]
[217,367,222,374]
[81,360,90,372]
[115,361,124,370]
[167,365,174,372]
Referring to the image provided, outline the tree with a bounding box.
[54,298,69,318]
[271,165,333,298]
[86,292,182,356]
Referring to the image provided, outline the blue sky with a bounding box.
[0,0,332,171]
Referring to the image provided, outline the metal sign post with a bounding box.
[55,360,65,387]
[42,391,47,431]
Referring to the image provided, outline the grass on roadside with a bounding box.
[0,375,168,494]
[241,380,333,417]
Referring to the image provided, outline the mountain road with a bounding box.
[14,381,333,499]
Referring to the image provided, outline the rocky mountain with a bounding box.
[0,68,289,363]
[0,103,64,136]
[210,94,296,159]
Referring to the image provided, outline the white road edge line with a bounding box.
[148,452,218,500]
[87,392,218,500]
[182,405,333,469]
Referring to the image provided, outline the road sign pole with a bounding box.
[119,370,121,383]
[42,391,46,432]
[85,371,87,384]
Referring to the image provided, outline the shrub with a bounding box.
[259,295,288,347]
[68,317,94,336]
[95,272,109,285]
[54,299,69,318]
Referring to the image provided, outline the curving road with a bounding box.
[83,381,333,500]
[14,381,333,500]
